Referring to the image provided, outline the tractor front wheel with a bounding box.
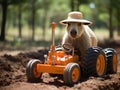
[26,59,42,82]
[64,63,80,85]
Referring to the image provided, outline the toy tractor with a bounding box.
[26,22,118,85]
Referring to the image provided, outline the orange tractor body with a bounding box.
[36,49,79,75]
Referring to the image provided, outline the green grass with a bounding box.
[6,27,65,41]
[94,28,109,40]
[4,27,65,48]
[6,27,110,41]
[3,27,120,48]
[94,28,120,41]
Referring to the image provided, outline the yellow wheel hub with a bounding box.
[72,67,80,82]
[96,54,105,76]
[113,54,117,72]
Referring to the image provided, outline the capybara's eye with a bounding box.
[78,23,81,26]
[67,23,70,26]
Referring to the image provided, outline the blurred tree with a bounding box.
[70,0,89,11]
[0,0,27,41]
[108,3,113,39]
[30,0,36,41]
[41,0,52,40]
[113,0,120,36]
[0,0,8,41]
[107,0,120,38]
[29,0,46,41]
[116,9,120,36]
[49,0,69,29]
[18,2,28,39]
[98,0,120,39]
[18,4,22,38]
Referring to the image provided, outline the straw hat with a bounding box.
[60,11,92,25]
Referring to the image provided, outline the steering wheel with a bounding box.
[62,43,74,53]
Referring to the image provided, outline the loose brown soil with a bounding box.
[0,41,120,90]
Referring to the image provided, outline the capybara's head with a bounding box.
[66,22,84,39]
[60,11,91,39]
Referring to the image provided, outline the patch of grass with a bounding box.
[94,28,109,40]
[94,28,120,41]
[6,27,65,41]
[3,27,120,49]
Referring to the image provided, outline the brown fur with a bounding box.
[62,23,97,59]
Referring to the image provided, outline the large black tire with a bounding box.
[82,47,107,77]
[102,48,117,74]
[26,59,42,82]
[64,63,80,86]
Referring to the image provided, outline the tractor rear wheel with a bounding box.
[82,47,107,77]
[64,63,80,86]
[26,59,42,82]
[102,48,117,74]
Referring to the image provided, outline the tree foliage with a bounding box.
[0,0,120,41]
[0,0,28,41]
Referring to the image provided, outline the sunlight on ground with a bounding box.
[6,27,65,41]
[1,27,119,55]
[6,27,120,42]
[94,28,120,41]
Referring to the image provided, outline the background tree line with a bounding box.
[0,0,120,41]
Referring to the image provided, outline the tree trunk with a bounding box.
[42,10,47,40]
[18,5,22,38]
[76,0,79,11]
[70,0,80,11]
[70,0,74,11]
[0,3,8,41]
[117,9,120,36]
[31,0,35,41]
[108,8,113,39]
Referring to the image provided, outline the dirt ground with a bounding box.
[0,41,120,90]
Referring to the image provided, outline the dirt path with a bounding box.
[0,48,120,90]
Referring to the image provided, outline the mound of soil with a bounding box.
[0,47,120,90]
[0,50,47,86]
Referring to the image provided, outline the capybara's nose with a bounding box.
[70,28,77,37]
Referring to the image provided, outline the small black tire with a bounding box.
[102,48,117,74]
[26,59,42,82]
[64,63,80,86]
[26,59,33,80]
[82,47,107,77]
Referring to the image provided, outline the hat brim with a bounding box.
[60,19,92,25]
